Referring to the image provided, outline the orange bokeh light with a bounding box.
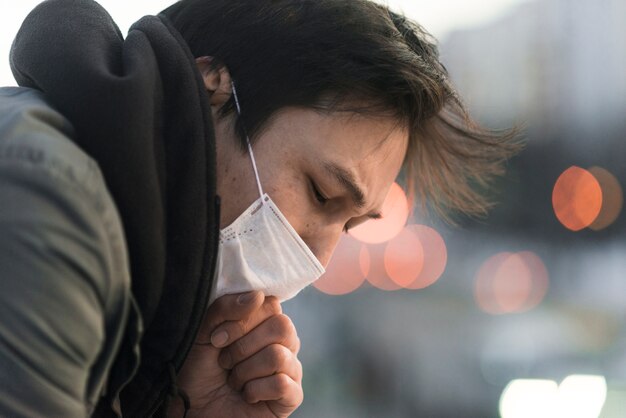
[475,252,513,314]
[383,225,448,290]
[313,235,369,295]
[492,253,533,313]
[552,166,603,231]
[404,225,448,290]
[517,251,549,310]
[349,182,409,244]
[366,242,403,291]
[588,167,623,231]
[475,251,549,315]
[384,227,425,288]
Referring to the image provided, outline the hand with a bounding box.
[167,291,303,418]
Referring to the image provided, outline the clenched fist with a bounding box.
[167,291,303,418]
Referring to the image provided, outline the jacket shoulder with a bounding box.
[0,86,139,414]
[0,86,129,286]
[0,87,91,188]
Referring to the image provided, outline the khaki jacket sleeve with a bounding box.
[0,88,132,417]
[0,155,111,417]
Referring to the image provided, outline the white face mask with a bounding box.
[208,82,326,306]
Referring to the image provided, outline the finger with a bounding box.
[208,296,282,348]
[195,291,265,344]
[219,313,299,369]
[242,373,303,415]
[228,343,302,391]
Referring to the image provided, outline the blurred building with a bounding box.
[441,0,626,137]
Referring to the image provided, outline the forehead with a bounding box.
[316,111,407,159]
[260,105,408,174]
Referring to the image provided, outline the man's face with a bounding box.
[216,106,408,267]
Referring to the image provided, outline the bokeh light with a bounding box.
[404,225,448,290]
[588,167,623,231]
[517,251,549,310]
[349,182,409,244]
[500,379,559,418]
[552,166,603,231]
[475,251,549,315]
[313,235,369,295]
[555,375,607,418]
[499,375,607,418]
[475,252,514,314]
[491,253,533,313]
[366,242,403,291]
[384,226,425,287]
[320,223,448,293]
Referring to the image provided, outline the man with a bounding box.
[0,0,519,417]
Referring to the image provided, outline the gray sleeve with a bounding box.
[0,160,111,417]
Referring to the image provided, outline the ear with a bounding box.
[196,56,232,107]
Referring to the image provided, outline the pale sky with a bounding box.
[0,0,528,86]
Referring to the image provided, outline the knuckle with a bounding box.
[296,359,304,382]
[272,314,295,337]
[294,384,304,408]
[268,344,290,369]
[264,296,282,315]
[273,373,292,393]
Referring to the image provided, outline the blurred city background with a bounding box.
[2,0,625,417]
[286,0,626,417]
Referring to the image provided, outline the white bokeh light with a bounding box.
[556,375,608,418]
[500,375,608,418]
[499,379,559,418]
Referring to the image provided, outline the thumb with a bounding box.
[196,291,265,344]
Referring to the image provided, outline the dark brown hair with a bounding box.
[161,0,522,219]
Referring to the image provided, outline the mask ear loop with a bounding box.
[231,80,265,201]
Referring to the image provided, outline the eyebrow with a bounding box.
[323,161,382,219]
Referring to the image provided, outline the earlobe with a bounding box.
[195,56,232,106]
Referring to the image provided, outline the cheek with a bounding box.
[262,165,304,213]
[270,180,317,235]
[261,163,343,265]
[270,184,336,262]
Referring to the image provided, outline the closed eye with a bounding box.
[310,180,329,205]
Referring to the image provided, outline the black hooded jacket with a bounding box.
[7,0,220,416]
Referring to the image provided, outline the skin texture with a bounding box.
[168,58,409,418]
